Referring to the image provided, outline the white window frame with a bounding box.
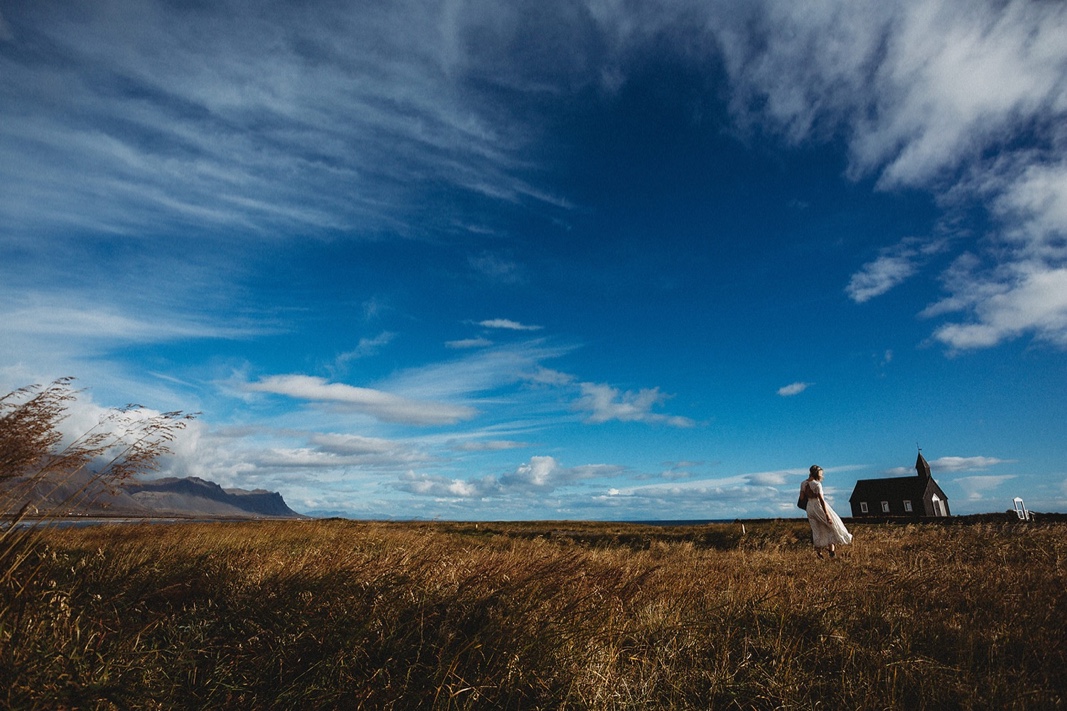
[859,502,868,514]
[903,500,913,513]
[881,501,890,513]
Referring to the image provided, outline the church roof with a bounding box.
[849,476,932,502]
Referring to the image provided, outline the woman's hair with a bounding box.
[809,465,823,479]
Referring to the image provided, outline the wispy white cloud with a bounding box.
[446,338,493,349]
[477,318,542,331]
[776,382,811,397]
[953,474,1016,501]
[2,303,238,343]
[847,238,947,303]
[924,259,1067,350]
[930,456,1008,472]
[500,455,608,492]
[396,470,502,499]
[380,340,571,402]
[0,0,552,241]
[0,289,274,394]
[469,253,524,284]
[576,382,695,427]
[334,333,396,367]
[395,455,619,499]
[847,254,917,303]
[156,421,452,497]
[885,454,1007,476]
[863,2,1065,190]
[716,0,1067,349]
[659,461,702,481]
[612,467,818,496]
[719,1,1066,189]
[919,156,1067,351]
[745,471,789,486]
[245,374,476,425]
[450,439,529,452]
[308,432,427,462]
[525,367,575,387]
[253,447,409,471]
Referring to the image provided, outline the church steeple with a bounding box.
[915,449,931,481]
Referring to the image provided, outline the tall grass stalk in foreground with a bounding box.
[0,378,193,700]
[1,378,193,513]
[3,518,1065,709]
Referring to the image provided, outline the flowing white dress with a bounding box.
[802,479,853,548]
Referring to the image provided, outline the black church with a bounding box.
[849,451,951,518]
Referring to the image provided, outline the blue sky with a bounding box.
[2,0,1065,519]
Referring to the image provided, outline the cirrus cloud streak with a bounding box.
[245,374,476,426]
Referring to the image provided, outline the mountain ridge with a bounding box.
[4,472,304,519]
[123,476,304,518]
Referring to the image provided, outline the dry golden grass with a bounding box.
[2,518,1065,709]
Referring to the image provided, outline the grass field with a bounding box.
[2,518,1065,709]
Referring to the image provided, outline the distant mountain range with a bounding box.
[4,472,304,519]
[122,477,304,518]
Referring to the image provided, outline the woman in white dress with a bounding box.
[800,465,853,558]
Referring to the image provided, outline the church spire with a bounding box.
[915,448,931,481]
